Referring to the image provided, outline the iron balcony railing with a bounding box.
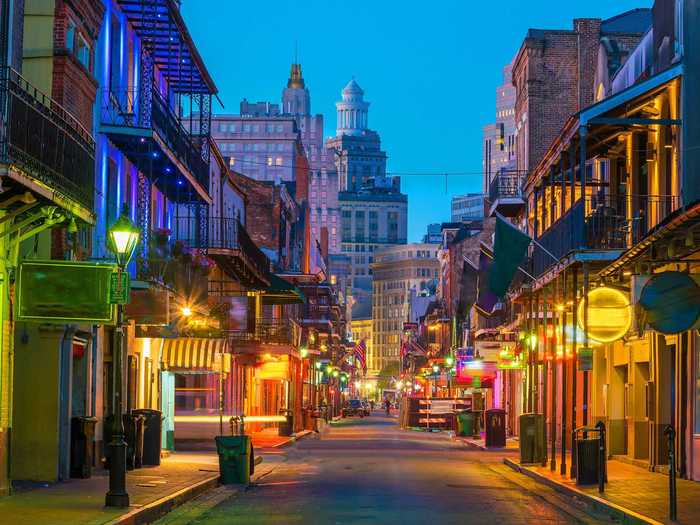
[172,215,270,278]
[488,171,525,203]
[0,67,95,211]
[533,194,681,276]
[100,86,209,190]
[225,318,296,345]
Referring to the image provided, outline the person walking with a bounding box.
[384,398,391,416]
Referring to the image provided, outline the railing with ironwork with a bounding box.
[100,86,209,190]
[171,215,270,278]
[533,194,681,276]
[225,318,296,345]
[0,67,95,211]
[488,171,525,203]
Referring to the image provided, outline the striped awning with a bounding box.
[161,338,228,372]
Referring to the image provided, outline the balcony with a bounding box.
[99,86,210,202]
[172,215,270,288]
[533,194,681,276]
[225,318,297,346]
[488,171,525,217]
[0,67,95,217]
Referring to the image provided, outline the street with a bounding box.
[159,413,600,525]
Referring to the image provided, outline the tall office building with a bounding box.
[371,244,440,374]
[450,193,484,222]
[329,79,408,292]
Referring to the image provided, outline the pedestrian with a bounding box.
[370,399,375,411]
[384,397,391,416]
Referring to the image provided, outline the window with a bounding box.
[76,34,90,69]
[267,157,273,166]
[66,22,76,52]
[276,157,283,166]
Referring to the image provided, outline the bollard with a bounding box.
[595,421,606,493]
[664,425,677,522]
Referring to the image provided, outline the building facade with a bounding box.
[450,193,484,222]
[371,244,440,374]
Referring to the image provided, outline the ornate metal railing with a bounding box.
[225,318,296,345]
[488,171,524,203]
[0,67,95,211]
[533,194,681,276]
[100,86,209,190]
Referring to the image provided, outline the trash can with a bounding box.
[215,435,254,485]
[456,411,475,437]
[485,409,506,448]
[70,416,97,478]
[576,437,600,485]
[133,409,162,466]
[278,409,293,437]
[519,413,545,464]
[123,413,145,470]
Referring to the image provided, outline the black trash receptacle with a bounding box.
[70,416,97,478]
[133,409,162,466]
[576,437,600,485]
[485,409,506,448]
[123,413,145,470]
[278,409,293,437]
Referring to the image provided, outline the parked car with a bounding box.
[342,399,367,418]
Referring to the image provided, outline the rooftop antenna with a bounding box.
[294,40,298,64]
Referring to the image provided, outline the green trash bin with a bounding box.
[215,435,253,485]
[456,411,475,437]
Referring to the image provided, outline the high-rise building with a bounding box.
[450,193,484,222]
[371,244,440,374]
[328,79,408,293]
[422,223,442,244]
[483,61,517,196]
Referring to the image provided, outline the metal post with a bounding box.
[560,270,568,476]
[665,425,677,521]
[580,126,588,202]
[106,274,129,508]
[542,290,548,466]
[570,266,578,479]
[582,262,589,426]
[550,278,558,472]
[596,420,606,494]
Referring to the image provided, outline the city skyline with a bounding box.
[180,0,651,241]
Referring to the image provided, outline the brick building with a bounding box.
[513,10,651,176]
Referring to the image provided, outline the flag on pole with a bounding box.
[490,214,532,297]
[353,339,367,373]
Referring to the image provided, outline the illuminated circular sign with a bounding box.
[577,286,631,343]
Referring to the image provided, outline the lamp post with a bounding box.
[105,209,140,508]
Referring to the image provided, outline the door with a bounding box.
[161,371,175,451]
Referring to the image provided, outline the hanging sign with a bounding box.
[577,347,593,371]
[639,271,700,334]
[577,286,631,343]
[109,271,131,305]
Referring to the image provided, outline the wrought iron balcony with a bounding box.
[99,86,209,200]
[172,215,270,288]
[225,318,296,345]
[0,67,95,213]
[533,194,681,276]
[487,171,525,217]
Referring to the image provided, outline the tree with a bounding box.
[377,361,400,392]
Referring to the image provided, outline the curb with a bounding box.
[105,473,220,525]
[270,429,314,449]
[503,458,663,525]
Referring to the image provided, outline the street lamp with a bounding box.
[105,208,139,508]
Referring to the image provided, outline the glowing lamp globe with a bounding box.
[108,211,140,267]
[577,286,631,343]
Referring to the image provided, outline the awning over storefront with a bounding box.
[161,337,229,372]
[262,274,306,305]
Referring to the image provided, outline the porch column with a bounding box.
[542,288,549,466]
[560,153,567,218]
[560,269,568,475]
[580,126,588,206]
[582,262,589,426]
[570,266,579,479]
[549,165,556,226]
[569,143,576,210]
[533,188,539,240]
[550,278,558,472]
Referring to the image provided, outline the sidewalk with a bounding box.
[456,432,519,452]
[0,452,221,525]
[505,451,700,524]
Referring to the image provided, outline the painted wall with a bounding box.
[21,0,55,94]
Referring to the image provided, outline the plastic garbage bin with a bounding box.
[133,409,162,466]
[278,409,293,437]
[215,435,254,485]
[70,416,98,478]
[123,413,145,470]
[576,437,600,485]
[456,411,475,437]
[485,409,506,448]
[519,413,545,464]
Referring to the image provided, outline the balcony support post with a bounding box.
[569,143,576,210]
[549,164,556,227]
[533,187,539,240]
[542,289,549,467]
[560,153,567,219]
[582,262,589,427]
[580,126,588,205]
[570,265,579,479]
[560,269,568,476]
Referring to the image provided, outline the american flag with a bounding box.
[353,339,367,373]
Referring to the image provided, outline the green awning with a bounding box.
[262,274,306,305]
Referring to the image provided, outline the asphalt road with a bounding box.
[157,412,606,525]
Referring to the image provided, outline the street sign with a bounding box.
[578,347,593,371]
[109,272,130,304]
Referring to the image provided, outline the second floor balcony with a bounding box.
[533,193,681,276]
[1,67,95,219]
[225,317,297,346]
[172,215,270,289]
[488,171,525,218]
[99,85,210,203]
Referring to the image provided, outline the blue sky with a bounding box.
[181,0,651,241]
